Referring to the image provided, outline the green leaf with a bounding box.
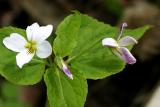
[44,65,87,107]
[53,13,81,57]
[126,25,150,39]
[53,12,149,79]
[0,27,45,85]
[53,12,123,79]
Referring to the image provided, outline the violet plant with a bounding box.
[0,12,149,107]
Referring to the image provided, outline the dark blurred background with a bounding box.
[1,0,160,107]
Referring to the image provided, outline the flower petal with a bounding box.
[118,36,138,46]
[62,62,73,80]
[16,49,34,68]
[27,23,53,43]
[119,47,136,64]
[36,24,53,43]
[102,38,118,47]
[3,33,27,52]
[112,48,123,60]
[26,23,39,41]
[36,41,52,58]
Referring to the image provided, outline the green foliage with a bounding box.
[53,12,149,79]
[0,12,149,107]
[53,14,81,57]
[44,65,87,107]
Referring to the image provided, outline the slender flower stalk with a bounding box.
[102,23,137,64]
[3,23,53,68]
[117,23,128,40]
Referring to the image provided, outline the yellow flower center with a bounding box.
[25,41,37,54]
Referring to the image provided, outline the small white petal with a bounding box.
[119,47,136,64]
[36,41,52,58]
[3,33,27,52]
[35,24,53,43]
[26,23,40,41]
[118,36,138,46]
[16,50,34,68]
[26,23,53,43]
[102,38,118,47]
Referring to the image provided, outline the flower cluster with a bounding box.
[3,22,138,80]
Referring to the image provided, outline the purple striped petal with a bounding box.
[119,47,136,64]
[118,36,138,46]
[62,63,73,79]
[102,38,118,47]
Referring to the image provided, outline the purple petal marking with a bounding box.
[102,38,118,47]
[118,36,138,46]
[62,63,73,80]
[119,47,136,64]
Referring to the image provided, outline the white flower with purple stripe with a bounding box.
[102,23,137,64]
[61,60,73,80]
[3,23,53,68]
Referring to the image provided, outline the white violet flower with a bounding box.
[102,23,137,64]
[3,23,53,68]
